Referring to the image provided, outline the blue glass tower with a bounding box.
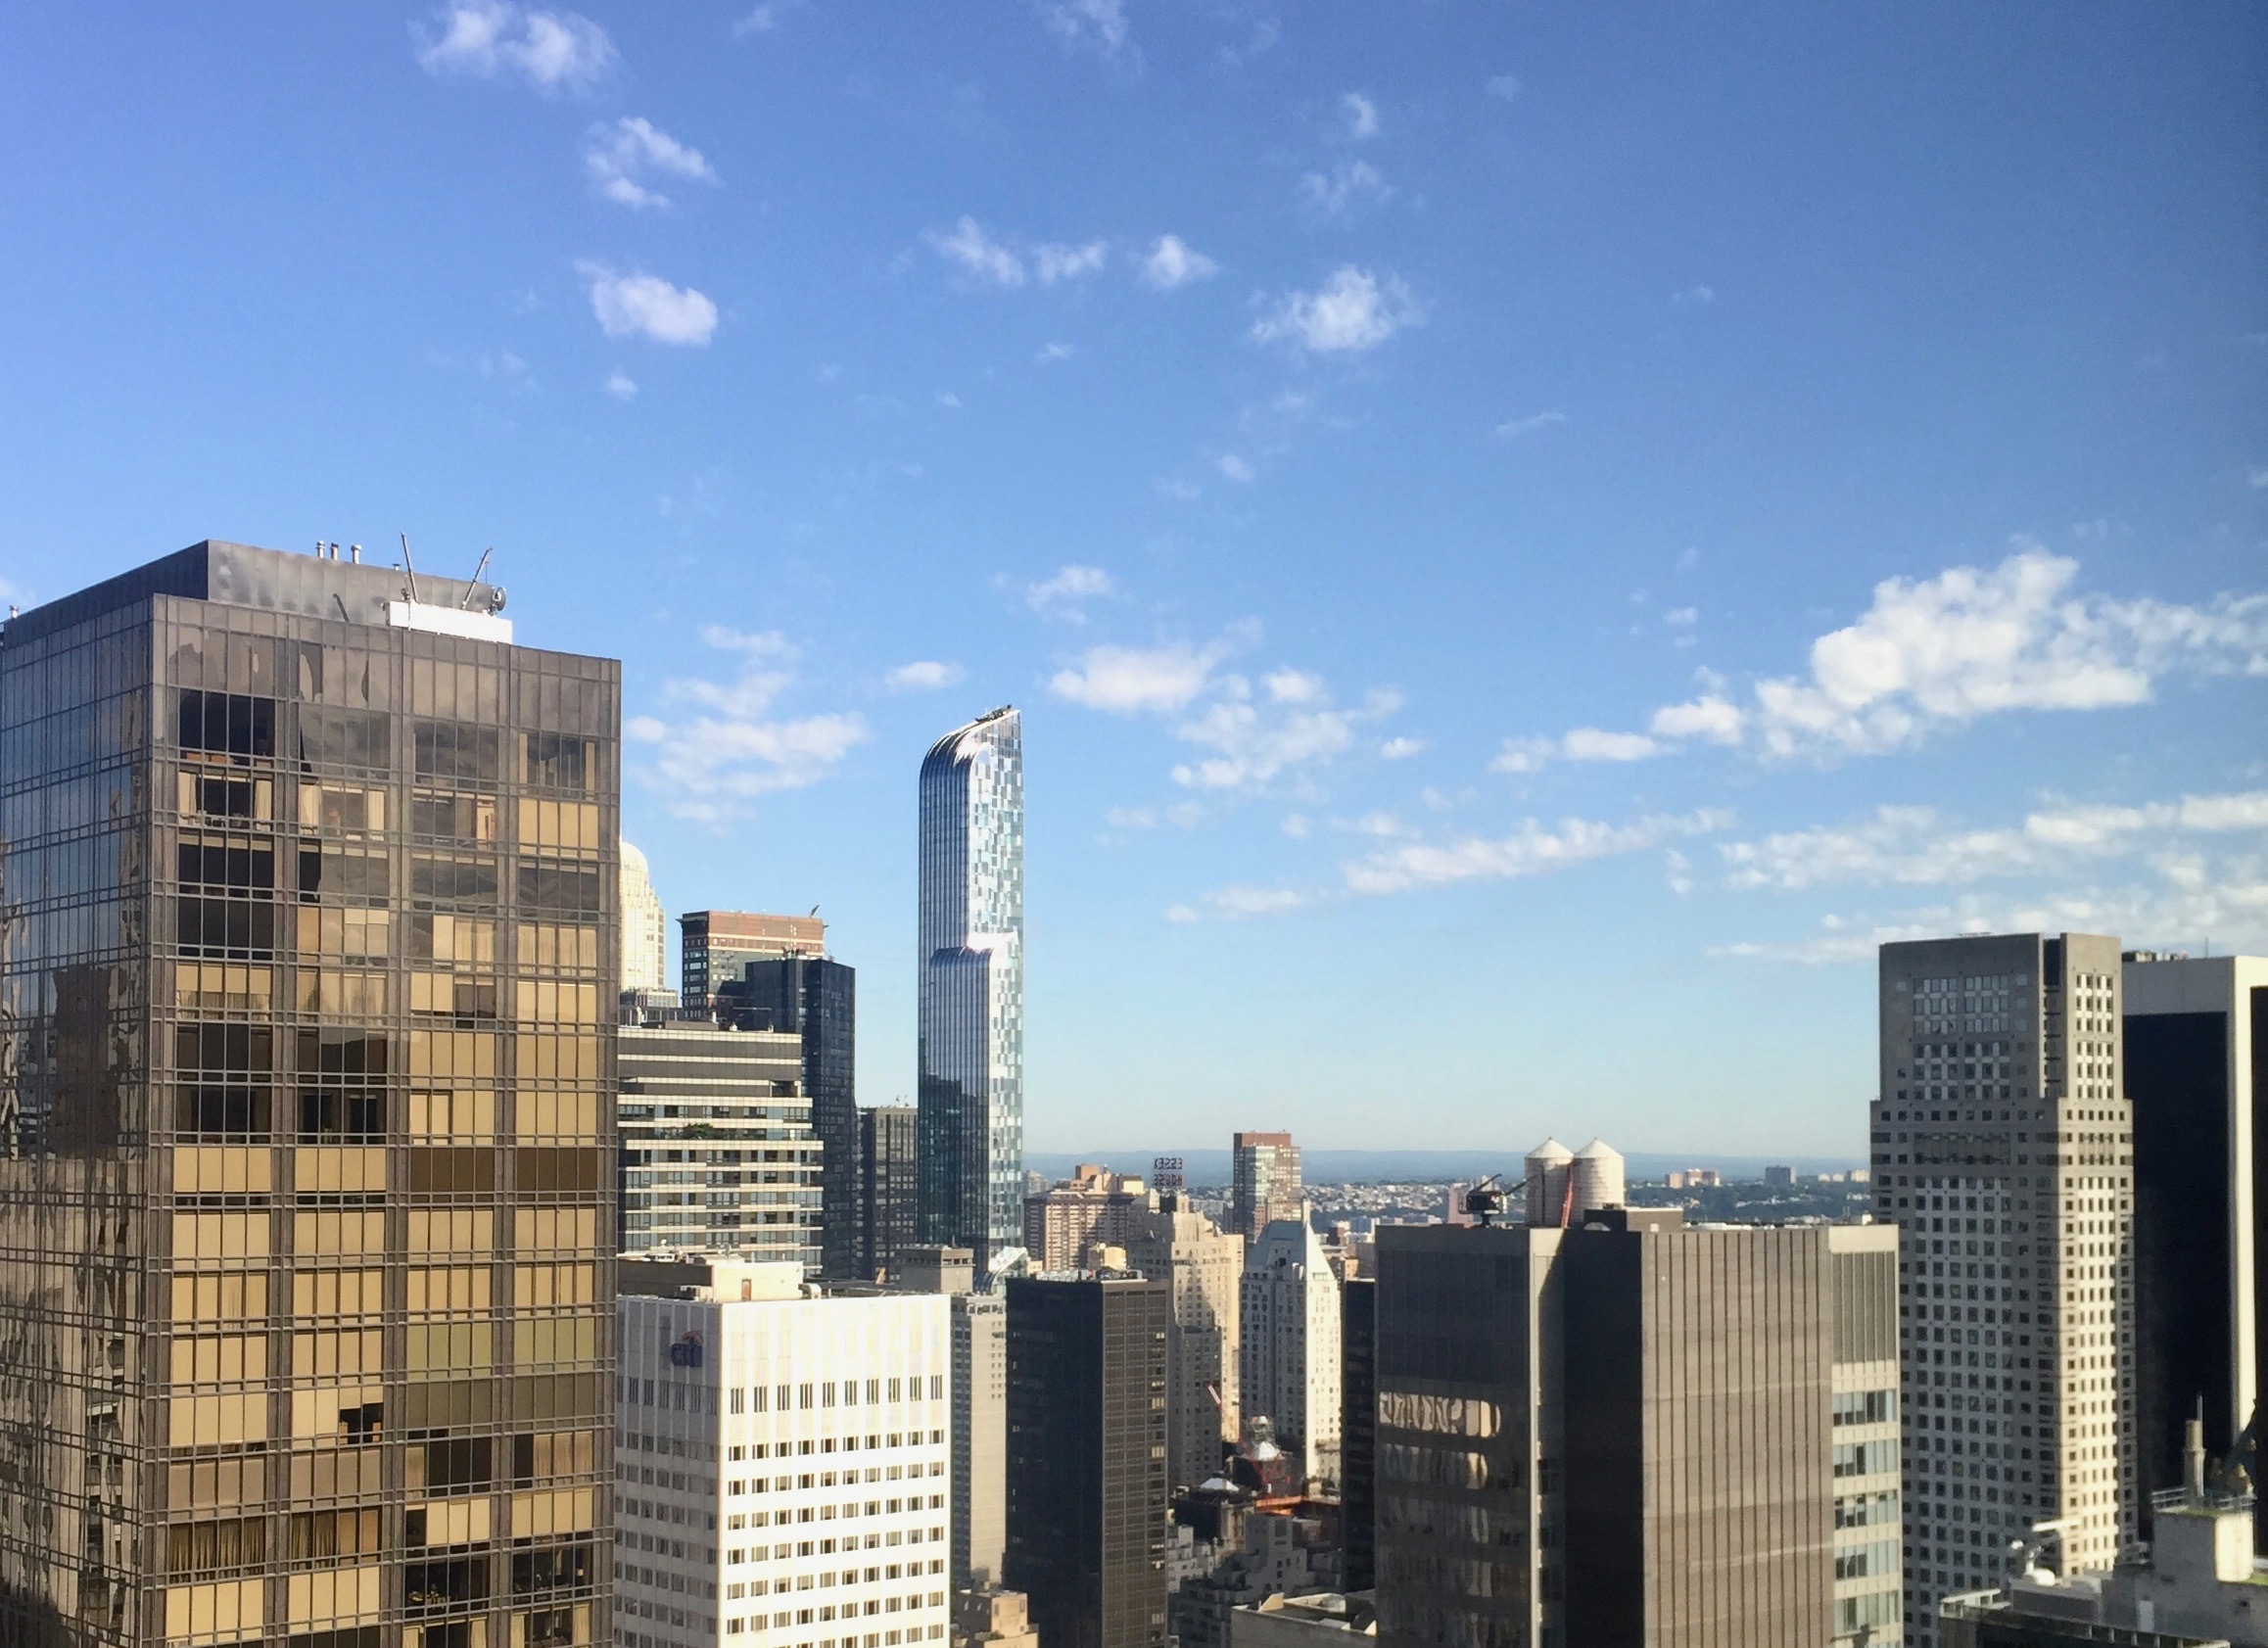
[916,707,1023,1273]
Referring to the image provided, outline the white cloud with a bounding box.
[1561,728,1662,762]
[1143,234,1218,290]
[1171,683,1400,793]
[1343,809,1735,896]
[1034,241,1108,282]
[1672,284,1717,307]
[1647,694,1740,743]
[1026,564,1114,621]
[1035,0,1133,60]
[585,117,717,210]
[627,628,871,823]
[1168,884,1309,922]
[733,2,795,34]
[1504,546,2268,769]
[1252,266,1422,353]
[928,217,1025,287]
[1495,411,1566,439]
[1664,607,1697,628]
[883,660,966,692]
[2247,464,2268,490]
[935,392,963,409]
[1486,72,1522,101]
[1380,736,1425,760]
[1341,92,1380,138]
[1719,788,2268,892]
[1035,342,1074,363]
[1299,159,1392,216]
[578,263,719,346]
[603,370,638,400]
[1490,736,1556,775]
[1155,477,1202,502]
[1217,453,1255,483]
[1282,813,1311,838]
[1051,639,1227,714]
[414,2,615,91]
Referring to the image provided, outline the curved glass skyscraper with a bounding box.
[917,707,1023,1272]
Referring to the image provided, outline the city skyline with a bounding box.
[2,6,2263,1162]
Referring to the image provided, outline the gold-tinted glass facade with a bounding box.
[0,545,618,1648]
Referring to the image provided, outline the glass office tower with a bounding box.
[0,540,616,1648]
[916,708,1023,1274]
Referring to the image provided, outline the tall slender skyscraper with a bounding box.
[1231,1131,1301,1243]
[0,539,617,1648]
[1873,932,2134,1647]
[917,708,1023,1274]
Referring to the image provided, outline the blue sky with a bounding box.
[3,3,2264,1158]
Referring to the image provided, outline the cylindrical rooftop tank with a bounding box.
[1525,1138,1574,1227]
[1570,1138,1626,1220]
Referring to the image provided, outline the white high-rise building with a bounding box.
[916,709,1024,1274]
[1240,1213,1341,1487]
[622,838,670,992]
[616,1260,955,1648]
[1872,932,2135,1648]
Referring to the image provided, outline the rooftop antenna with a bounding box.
[399,533,422,604]
[459,546,493,608]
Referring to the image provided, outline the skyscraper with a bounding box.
[916,708,1023,1274]
[859,1104,920,1281]
[619,839,668,993]
[1374,1211,1902,1647]
[616,1011,823,1267]
[2121,950,2264,1544]
[0,539,617,1648]
[718,954,858,1278]
[1340,1275,1377,1594]
[1231,1132,1301,1244]
[1241,1214,1342,1487]
[1873,932,2134,1645]
[900,1247,1010,1590]
[677,910,824,1010]
[1004,1273,1170,1648]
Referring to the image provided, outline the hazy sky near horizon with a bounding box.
[2,4,2264,1156]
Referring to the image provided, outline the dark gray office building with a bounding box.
[1374,1211,1901,1648]
[715,954,858,1277]
[1341,1274,1377,1594]
[2123,951,2265,1545]
[859,1103,919,1281]
[0,539,617,1648]
[1005,1273,1170,1648]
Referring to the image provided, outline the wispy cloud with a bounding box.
[1035,241,1108,282]
[626,628,871,824]
[1380,736,1426,760]
[1497,546,2268,772]
[883,660,966,693]
[1495,410,1566,439]
[603,370,638,400]
[928,216,1026,287]
[1300,159,1392,217]
[1216,454,1255,483]
[1343,809,1735,896]
[1671,284,1717,308]
[1341,91,1380,138]
[1034,0,1134,63]
[1167,884,1309,923]
[1486,72,1522,101]
[414,1,615,91]
[1252,266,1422,353]
[1143,234,1219,290]
[585,117,716,210]
[1025,564,1115,622]
[733,1,801,35]
[578,262,719,345]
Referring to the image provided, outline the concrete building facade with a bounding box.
[1241,1216,1342,1489]
[622,840,669,992]
[1123,1200,1244,1493]
[1023,1164,1154,1272]
[618,1017,823,1269]
[1871,932,2137,1642]
[616,1260,953,1648]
